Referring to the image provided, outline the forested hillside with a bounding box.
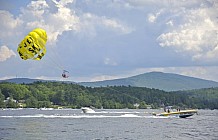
[0,82,218,109]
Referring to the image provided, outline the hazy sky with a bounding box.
[0,0,218,82]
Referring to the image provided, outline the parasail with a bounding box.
[17,28,47,60]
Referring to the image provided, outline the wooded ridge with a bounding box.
[0,81,218,109]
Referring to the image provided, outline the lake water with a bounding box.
[0,109,217,140]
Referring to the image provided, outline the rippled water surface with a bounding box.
[0,109,217,140]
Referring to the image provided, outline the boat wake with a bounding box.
[0,114,175,119]
[82,111,141,114]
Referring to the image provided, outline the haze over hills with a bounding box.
[79,72,218,91]
[1,72,218,91]
[0,78,75,84]
[0,78,45,84]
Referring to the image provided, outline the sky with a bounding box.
[0,0,218,82]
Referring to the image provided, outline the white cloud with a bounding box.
[77,13,134,38]
[147,11,162,23]
[148,13,156,23]
[0,10,23,46]
[0,45,16,62]
[102,18,133,34]
[168,66,218,82]
[19,0,79,45]
[0,0,79,48]
[0,0,133,47]
[104,57,118,66]
[157,4,218,63]
[125,0,211,9]
[14,0,133,44]
[53,0,74,7]
[0,11,23,30]
[166,20,174,26]
[24,0,49,19]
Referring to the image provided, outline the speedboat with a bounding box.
[81,107,95,113]
[153,109,198,118]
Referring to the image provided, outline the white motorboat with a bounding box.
[81,107,95,113]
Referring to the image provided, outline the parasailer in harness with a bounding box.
[62,70,69,78]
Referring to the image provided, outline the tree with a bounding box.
[1,82,218,109]
[0,91,5,108]
[38,101,51,108]
[6,97,18,108]
[51,90,65,105]
[139,101,147,109]
[26,96,38,108]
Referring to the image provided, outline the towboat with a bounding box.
[81,107,95,113]
[153,109,198,118]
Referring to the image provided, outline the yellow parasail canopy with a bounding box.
[17,28,47,60]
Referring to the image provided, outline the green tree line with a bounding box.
[0,82,218,109]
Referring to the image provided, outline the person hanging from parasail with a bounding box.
[62,70,69,78]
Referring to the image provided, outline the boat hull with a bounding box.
[179,114,194,118]
[81,107,95,113]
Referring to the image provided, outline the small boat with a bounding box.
[81,107,95,113]
[39,107,54,110]
[153,109,198,118]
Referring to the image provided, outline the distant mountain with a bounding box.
[0,78,75,84]
[0,78,47,84]
[79,72,218,91]
[2,72,218,91]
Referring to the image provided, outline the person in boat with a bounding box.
[164,107,166,112]
[177,108,180,112]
